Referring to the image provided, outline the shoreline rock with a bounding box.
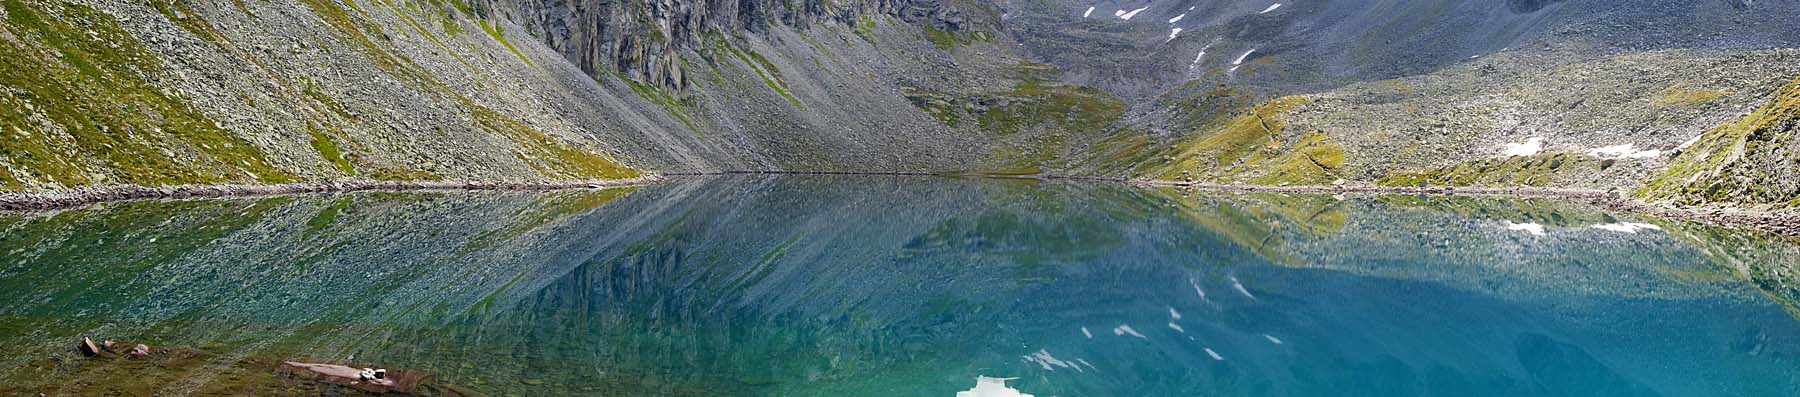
[0,176,663,212]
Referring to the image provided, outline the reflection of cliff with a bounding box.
[5,176,1800,395]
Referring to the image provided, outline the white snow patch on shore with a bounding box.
[1502,137,1544,156]
[1260,3,1282,13]
[1119,6,1149,20]
[1082,326,1093,339]
[1168,322,1186,333]
[1205,348,1224,360]
[1084,6,1095,17]
[1169,307,1183,320]
[1169,14,1185,23]
[1263,334,1284,344]
[1506,221,1546,236]
[1587,144,1662,159]
[1592,222,1661,234]
[1167,28,1183,41]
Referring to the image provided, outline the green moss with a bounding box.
[1639,76,1800,206]
[151,0,226,48]
[477,18,534,68]
[1377,153,1598,188]
[1652,84,1729,108]
[976,80,1126,136]
[706,32,804,110]
[307,128,354,174]
[923,25,987,50]
[1152,96,1342,184]
[470,106,639,180]
[622,75,702,134]
[0,0,293,190]
[854,16,877,44]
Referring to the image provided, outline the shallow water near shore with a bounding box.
[3,175,1800,396]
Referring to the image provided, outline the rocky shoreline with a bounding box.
[1138,179,1800,238]
[0,176,663,212]
[3,173,1794,239]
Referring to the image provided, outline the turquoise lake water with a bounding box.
[3,176,1800,395]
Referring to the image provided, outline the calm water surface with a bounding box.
[3,176,1800,396]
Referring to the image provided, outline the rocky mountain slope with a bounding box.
[2,0,1799,211]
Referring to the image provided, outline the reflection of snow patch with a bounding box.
[1084,6,1095,17]
[1502,137,1544,156]
[1592,222,1661,234]
[1023,349,1079,372]
[1587,144,1661,159]
[1230,277,1256,299]
[1119,6,1149,20]
[1168,14,1185,23]
[1167,28,1183,41]
[1205,348,1225,360]
[1082,326,1093,339]
[1233,49,1256,65]
[1114,324,1147,339]
[1168,322,1185,333]
[1506,221,1546,236]
[1260,3,1282,13]
[958,376,1034,397]
[1263,334,1284,344]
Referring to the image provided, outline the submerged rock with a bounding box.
[279,361,430,394]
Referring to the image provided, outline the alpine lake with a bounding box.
[3,176,1799,396]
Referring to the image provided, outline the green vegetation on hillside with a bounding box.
[0,0,293,190]
[1152,97,1345,185]
[1639,75,1800,207]
[1378,153,1603,188]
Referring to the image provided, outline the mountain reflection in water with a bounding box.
[2,176,1799,396]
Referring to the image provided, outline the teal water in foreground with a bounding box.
[3,176,1800,396]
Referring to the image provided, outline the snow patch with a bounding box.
[1263,334,1284,345]
[1205,348,1225,360]
[1168,14,1185,23]
[958,377,1034,397]
[1233,49,1256,65]
[1114,324,1147,339]
[1678,134,1704,150]
[1592,222,1661,234]
[1587,144,1662,159]
[1502,137,1544,156]
[1119,6,1149,20]
[1506,221,1546,236]
[1168,322,1186,333]
[1191,278,1208,300]
[1169,307,1183,320]
[1084,6,1095,18]
[1260,3,1283,13]
[1167,28,1183,42]
[1081,326,1093,339]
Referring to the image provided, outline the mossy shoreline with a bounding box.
[0,176,662,212]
